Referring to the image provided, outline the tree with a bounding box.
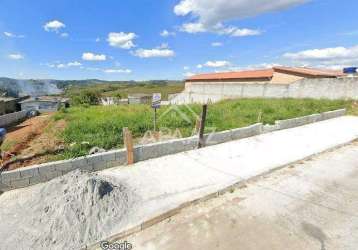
[71,90,101,106]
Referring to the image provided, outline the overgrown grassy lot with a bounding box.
[65,82,184,100]
[53,98,355,159]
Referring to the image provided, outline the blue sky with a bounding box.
[0,0,357,80]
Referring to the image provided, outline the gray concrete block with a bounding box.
[0,182,10,191]
[19,167,39,178]
[115,150,127,165]
[140,142,168,161]
[306,114,322,123]
[164,139,186,155]
[322,109,346,120]
[10,178,30,188]
[79,163,94,172]
[1,170,21,182]
[205,130,232,145]
[43,171,61,180]
[276,118,301,130]
[81,155,101,171]
[70,157,88,169]
[92,163,106,171]
[277,113,328,130]
[182,136,198,151]
[263,124,279,133]
[231,123,262,140]
[105,161,123,169]
[100,151,116,162]
[29,174,47,185]
[0,176,11,186]
[38,164,62,180]
[133,146,143,163]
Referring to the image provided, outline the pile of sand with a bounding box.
[0,170,133,250]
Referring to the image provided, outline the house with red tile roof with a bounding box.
[186,67,344,84]
[169,66,357,104]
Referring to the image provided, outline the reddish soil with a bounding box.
[1,114,66,170]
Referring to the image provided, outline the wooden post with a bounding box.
[123,127,134,165]
[195,117,201,134]
[198,104,208,148]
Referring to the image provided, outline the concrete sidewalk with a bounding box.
[123,141,358,250]
[96,116,358,246]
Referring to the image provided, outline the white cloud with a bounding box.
[4,32,13,37]
[174,0,306,36]
[283,46,358,60]
[3,31,25,38]
[44,20,66,32]
[184,72,195,77]
[103,69,132,74]
[183,66,190,70]
[8,53,24,60]
[174,0,307,25]
[95,37,101,42]
[211,42,223,47]
[180,22,206,33]
[82,52,107,61]
[67,61,82,67]
[85,67,101,71]
[197,64,203,69]
[48,61,82,69]
[160,30,176,37]
[133,45,175,58]
[60,32,69,38]
[204,60,231,67]
[180,21,260,37]
[230,28,261,37]
[107,32,136,49]
[283,45,358,69]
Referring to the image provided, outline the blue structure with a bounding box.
[343,67,358,74]
[0,128,6,143]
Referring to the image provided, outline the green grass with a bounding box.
[53,98,354,159]
[0,139,17,151]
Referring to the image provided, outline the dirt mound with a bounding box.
[0,170,133,250]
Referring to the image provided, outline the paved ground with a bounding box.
[94,116,358,247]
[123,141,358,250]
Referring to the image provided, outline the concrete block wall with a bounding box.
[0,109,346,191]
[170,78,358,104]
[0,149,128,191]
[0,110,28,127]
[205,123,263,146]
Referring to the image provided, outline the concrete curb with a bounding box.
[0,109,347,191]
[85,138,357,250]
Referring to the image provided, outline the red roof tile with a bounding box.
[187,69,274,81]
[186,66,344,81]
[273,66,344,77]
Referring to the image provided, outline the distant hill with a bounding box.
[0,77,183,97]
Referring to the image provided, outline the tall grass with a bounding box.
[53,98,353,158]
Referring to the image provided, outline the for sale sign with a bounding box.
[152,93,161,108]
